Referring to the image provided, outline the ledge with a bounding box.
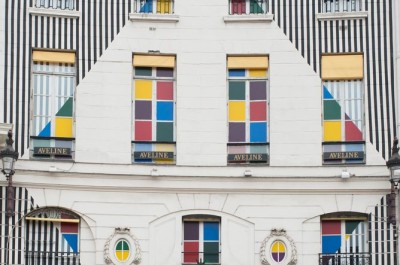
[316,11,368,21]
[223,14,274,23]
[129,13,179,22]
[28,7,80,19]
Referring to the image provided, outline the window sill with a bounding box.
[223,14,274,23]
[129,13,179,22]
[28,7,80,19]
[316,11,368,21]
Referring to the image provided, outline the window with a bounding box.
[182,216,220,264]
[322,0,361,13]
[115,239,130,262]
[25,208,80,265]
[320,214,369,265]
[31,51,75,160]
[227,56,269,164]
[271,241,286,263]
[321,54,364,164]
[134,0,174,14]
[35,0,75,10]
[132,54,176,164]
[229,0,268,15]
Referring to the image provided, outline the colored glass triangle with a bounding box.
[323,86,334,99]
[38,122,51,137]
[56,97,73,117]
[63,234,78,253]
[345,121,363,141]
[345,221,361,234]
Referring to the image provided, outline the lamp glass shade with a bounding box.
[1,156,15,176]
[389,165,400,183]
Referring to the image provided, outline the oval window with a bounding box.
[271,240,286,263]
[115,239,130,262]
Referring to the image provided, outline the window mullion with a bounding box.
[199,222,204,263]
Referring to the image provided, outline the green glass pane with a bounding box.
[116,240,129,251]
[250,0,264,13]
[345,221,361,234]
[250,145,267,154]
[135,67,152,76]
[324,100,341,120]
[157,122,174,142]
[56,97,73,117]
[204,242,219,263]
[229,81,246,100]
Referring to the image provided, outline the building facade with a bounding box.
[0,0,399,264]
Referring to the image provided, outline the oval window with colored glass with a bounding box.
[271,240,286,263]
[115,239,130,262]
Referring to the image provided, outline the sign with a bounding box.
[323,151,364,160]
[33,147,71,156]
[228,153,268,162]
[134,152,174,160]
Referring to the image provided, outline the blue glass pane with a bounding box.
[134,143,152,163]
[345,144,364,152]
[38,122,51,137]
[204,222,219,241]
[250,122,267,142]
[157,102,174,121]
[63,234,78,253]
[140,0,153,13]
[229,69,246,77]
[323,86,334,99]
[322,235,341,254]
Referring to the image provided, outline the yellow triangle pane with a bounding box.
[135,80,152,99]
[229,102,246,121]
[55,117,73,137]
[249,69,267,77]
[324,121,341,141]
[116,250,129,261]
[345,235,350,240]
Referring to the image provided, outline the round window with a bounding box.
[271,240,286,263]
[115,239,130,262]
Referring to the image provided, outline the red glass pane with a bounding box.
[184,242,199,263]
[322,220,341,235]
[157,81,174,100]
[250,101,267,121]
[231,0,246,14]
[135,121,152,141]
[345,120,363,141]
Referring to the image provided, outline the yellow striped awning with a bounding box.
[133,55,175,68]
[32,50,75,64]
[321,54,364,80]
[227,56,269,69]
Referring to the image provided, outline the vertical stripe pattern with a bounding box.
[272,0,396,159]
[2,0,130,156]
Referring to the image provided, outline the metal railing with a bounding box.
[182,251,221,264]
[319,253,371,265]
[35,0,75,10]
[322,0,361,13]
[25,251,80,265]
[134,0,175,14]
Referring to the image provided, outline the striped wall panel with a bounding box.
[2,0,131,156]
[271,0,396,159]
[368,195,397,265]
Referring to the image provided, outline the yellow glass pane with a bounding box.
[55,117,73,137]
[33,51,75,64]
[324,121,342,141]
[133,55,175,67]
[272,241,286,252]
[249,69,267,77]
[157,0,172,14]
[229,102,246,121]
[135,80,152,99]
[155,144,175,164]
[116,250,129,261]
[321,54,363,80]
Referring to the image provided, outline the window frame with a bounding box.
[134,0,175,14]
[321,0,362,13]
[34,0,75,11]
[229,0,269,15]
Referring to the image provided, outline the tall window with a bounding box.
[322,0,361,13]
[229,0,268,15]
[182,216,220,264]
[31,51,75,160]
[321,54,364,164]
[134,0,174,14]
[35,0,75,10]
[320,214,368,265]
[132,54,176,164]
[227,56,269,164]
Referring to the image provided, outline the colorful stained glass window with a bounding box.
[271,240,286,263]
[183,219,220,264]
[322,81,364,164]
[227,58,269,164]
[132,59,176,164]
[115,239,130,262]
[229,0,267,15]
[135,0,174,14]
[31,60,75,159]
[321,219,367,255]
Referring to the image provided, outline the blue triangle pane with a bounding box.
[38,122,51,137]
[323,86,334,99]
[63,234,78,253]
[322,235,341,254]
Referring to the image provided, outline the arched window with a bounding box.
[25,207,80,265]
